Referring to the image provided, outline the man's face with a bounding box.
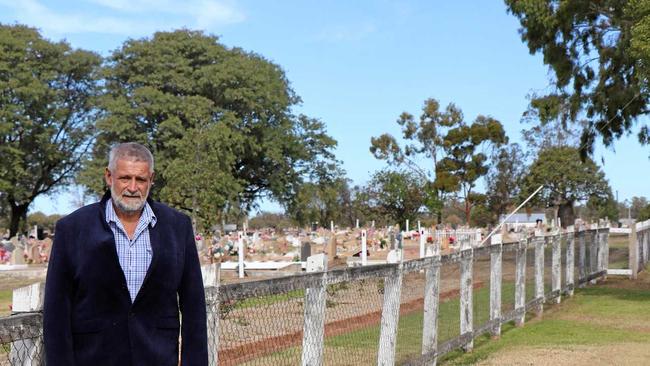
[104,159,154,214]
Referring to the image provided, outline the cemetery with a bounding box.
[2,1,650,364]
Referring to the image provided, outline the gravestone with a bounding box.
[301,242,312,262]
[328,236,337,258]
[11,248,25,265]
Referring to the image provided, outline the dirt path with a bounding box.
[478,344,650,366]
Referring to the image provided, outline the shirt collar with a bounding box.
[105,198,157,228]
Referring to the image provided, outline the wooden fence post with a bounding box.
[205,263,221,366]
[422,242,441,365]
[534,236,544,316]
[459,238,473,352]
[552,230,561,304]
[302,254,328,366]
[590,226,598,284]
[514,236,527,327]
[10,282,45,366]
[377,258,403,365]
[565,227,575,296]
[489,241,502,338]
[578,226,587,286]
[629,222,638,279]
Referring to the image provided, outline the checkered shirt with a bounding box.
[105,199,157,302]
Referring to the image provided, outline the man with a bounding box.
[44,142,208,365]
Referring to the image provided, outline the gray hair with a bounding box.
[108,142,154,173]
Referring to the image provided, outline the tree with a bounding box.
[435,115,507,224]
[639,203,650,221]
[78,30,337,230]
[630,196,649,218]
[485,143,526,223]
[370,98,507,224]
[0,24,102,237]
[285,167,349,228]
[248,212,292,230]
[26,212,64,233]
[505,0,650,155]
[365,170,426,227]
[520,146,613,226]
[582,193,619,222]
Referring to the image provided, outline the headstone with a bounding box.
[386,249,402,263]
[11,248,25,265]
[13,282,45,312]
[306,253,327,272]
[328,236,337,259]
[301,242,312,262]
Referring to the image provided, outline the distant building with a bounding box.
[498,213,546,229]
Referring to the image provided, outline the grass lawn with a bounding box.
[607,234,630,269]
[440,267,650,365]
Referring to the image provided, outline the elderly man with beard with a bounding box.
[43,142,208,366]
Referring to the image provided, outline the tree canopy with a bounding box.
[365,170,426,227]
[506,0,650,156]
[0,24,102,237]
[78,30,338,231]
[520,146,613,226]
[370,98,507,224]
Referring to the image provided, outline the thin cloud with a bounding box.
[0,0,245,37]
[316,22,377,43]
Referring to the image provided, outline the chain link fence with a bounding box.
[0,313,43,366]
[1,226,611,365]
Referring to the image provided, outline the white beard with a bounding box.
[111,184,148,213]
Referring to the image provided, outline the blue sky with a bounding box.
[1,0,647,215]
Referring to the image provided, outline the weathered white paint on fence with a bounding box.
[206,263,221,366]
[489,242,502,338]
[534,237,544,315]
[377,263,404,365]
[10,283,45,366]
[552,231,561,304]
[565,228,575,296]
[302,254,328,366]
[459,238,473,352]
[422,243,441,364]
[515,237,527,327]
[590,229,598,284]
[578,228,587,286]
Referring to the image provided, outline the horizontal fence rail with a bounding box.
[1,226,612,365]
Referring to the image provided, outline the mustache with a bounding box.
[121,191,143,198]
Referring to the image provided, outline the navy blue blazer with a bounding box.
[43,191,208,365]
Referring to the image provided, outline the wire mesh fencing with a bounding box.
[1,226,613,366]
[0,313,43,366]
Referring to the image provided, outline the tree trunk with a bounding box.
[465,199,471,226]
[557,202,575,228]
[9,202,30,238]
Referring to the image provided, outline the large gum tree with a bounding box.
[0,24,101,237]
[78,30,337,231]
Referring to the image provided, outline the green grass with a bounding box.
[0,289,12,316]
[440,283,650,365]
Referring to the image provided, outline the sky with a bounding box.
[1,0,648,215]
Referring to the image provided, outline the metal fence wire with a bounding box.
[0,313,43,366]
[1,227,617,366]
